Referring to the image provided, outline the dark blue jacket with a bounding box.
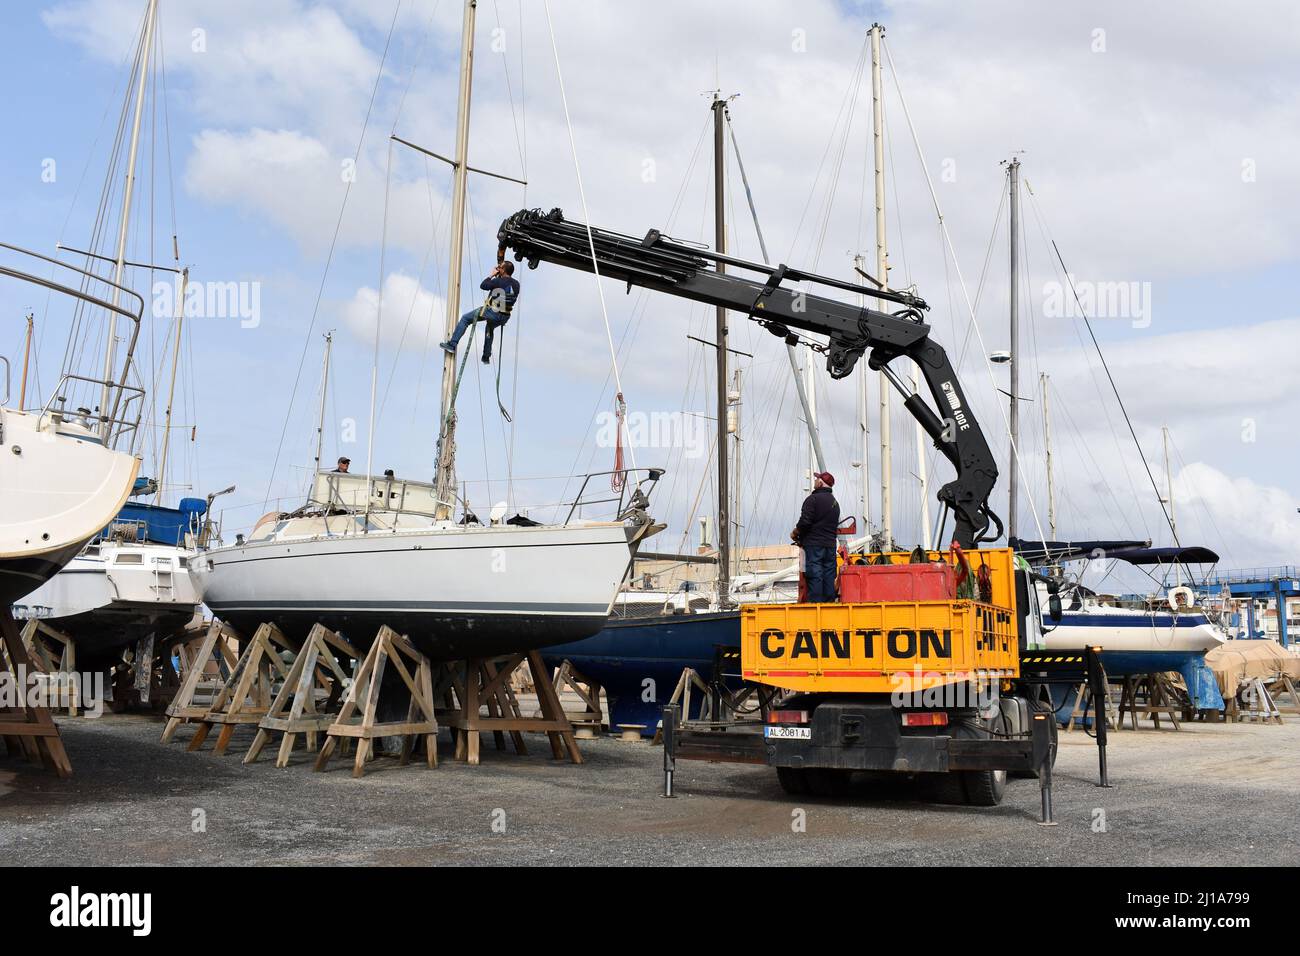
[480,275,520,316]
[795,486,840,549]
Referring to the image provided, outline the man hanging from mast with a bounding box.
[439,248,520,364]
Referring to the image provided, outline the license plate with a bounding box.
[764,725,811,740]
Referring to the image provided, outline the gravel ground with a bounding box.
[1,713,1296,865]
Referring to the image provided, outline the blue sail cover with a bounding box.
[103,498,207,546]
[1009,537,1149,564]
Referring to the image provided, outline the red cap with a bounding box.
[815,471,835,487]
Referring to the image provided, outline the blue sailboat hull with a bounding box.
[541,610,742,734]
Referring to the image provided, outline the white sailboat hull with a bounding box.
[1042,612,1227,654]
[13,542,200,670]
[0,408,139,605]
[192,521,641,659]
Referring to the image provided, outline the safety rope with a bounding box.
[491,324,513,424]
[611,392,626,491]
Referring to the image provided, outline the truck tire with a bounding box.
[961,767,1008,806]
[953,716,1008,807]
[776,766,809,795]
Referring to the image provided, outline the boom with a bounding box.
[497,207,1002,548]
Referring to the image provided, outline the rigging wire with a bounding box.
[1047,237,1180,545]
[1023,185,1151,537]
[262,1,403,512]
[883,37,1048,548]
[541,0,634,474]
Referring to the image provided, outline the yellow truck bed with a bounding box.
[741,548,1022,695]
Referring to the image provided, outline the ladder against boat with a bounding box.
[0,611,72,778]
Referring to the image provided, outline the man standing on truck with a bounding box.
[791,471,840,602]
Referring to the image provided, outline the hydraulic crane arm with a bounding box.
[497,207,1002,548]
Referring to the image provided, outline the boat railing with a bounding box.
[299,466,663,528]
[309,471,443,518]
[562,468,664,526]
[101,518,150,545]
[0,240,145,444]
[39,373,146,448]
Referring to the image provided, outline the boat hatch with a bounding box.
[114,553,143,564]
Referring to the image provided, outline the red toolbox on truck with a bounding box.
[838,562,956,603]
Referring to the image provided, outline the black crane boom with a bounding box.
[497,207,1002,548]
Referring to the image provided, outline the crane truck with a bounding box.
[497,208,1108,818]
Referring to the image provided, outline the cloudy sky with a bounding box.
[3,0,1298,592]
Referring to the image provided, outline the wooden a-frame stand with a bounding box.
[245,623,360,768]
[314,626,437,778]
[439,650,581,766]
[552,659,605,737]
[20,619,80,717]
[161,620,241,743]
[186,622,297,755]
[0,610,72,778]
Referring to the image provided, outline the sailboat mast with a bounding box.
[434,0,479,520]
[870,23,891,547]
[155,266,188,506]
[1008,157,1022,542]
[99,0,158,445]
[1041,372,1057,539]
[711,93,732,602]
[313,331,334,474]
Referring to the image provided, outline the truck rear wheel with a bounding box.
[953,715,1009,806]
[961,767,1008,806]
[776,766,809,795]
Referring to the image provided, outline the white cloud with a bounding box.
[1173,463,1300,568]
[341,271,445,349]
